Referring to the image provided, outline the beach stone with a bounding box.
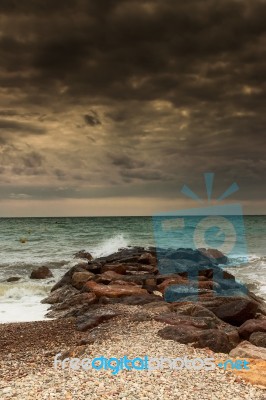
[41,285,78,304]
[157,276,187,293]
[71,271,95,289]
[76,309,120,331]
[98,294,164,305]
[138,252,157,265]
[101,263,128,274]
[229,341,266,360]
[238,319,266,339]
[154,313,218,329]
[51,263,88,291]
[198,248,228,264]
[109,280,139,286]
[95,270,126,283]
[84,280,148,298]
[249,332,266,348]
[30,266,53,279]
[74,250,93,260]
[158,325,233,353]
[49,292,97,311]
[182,296,259,326]
[6,277,21,282]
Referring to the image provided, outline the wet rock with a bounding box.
[229,341,266,360]
[157,276,187,293]
[41,285,79,304]
[138,252,157,265]
[158,325,233,353]
[164,284,212,302]
[76,309,120,331]
[74,250,93,261]
[95,270,125,284]
[238,319,266,339]
[6,277,21,282]
[101,263,128,275]
[198,248,228,264]
[179,296,259,326]
[50,292,97,311]
[155,313,218,329]
[51,263,88,291]
[98,294,164,305]
[71,271,95,289]
[249,332,266,348]
[30,266,53,279]
[84,280,148,298]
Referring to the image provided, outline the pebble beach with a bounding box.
[0,304,265,400]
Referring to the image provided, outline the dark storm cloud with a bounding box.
[84,111,101,126]
[0,0,265,210]
[0,120,45,134]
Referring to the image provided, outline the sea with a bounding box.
[0,216,265,323]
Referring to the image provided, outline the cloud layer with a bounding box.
[0,0,265,214]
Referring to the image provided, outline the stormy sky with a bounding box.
[0,0,265,216]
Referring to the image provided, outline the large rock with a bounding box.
[51,263,88,291]
[30,266,53,279]
[157,276,187,293]
[41,285,78,304]
[229,341,266,360]
[98,294,164,305]
[95,270,127,284]
[74,250,93,261]
[154,313,218,329]
[198,248,228,264]
[238,319,266,339]
[249,332,266,348]
[71,271,95,289]
[138,252,157,266]
[180,296,259,326]
[76,309,120,331]
[101,263,128,274]
[158,325,233,353]
[84,280,148,298]
[6,277,21,282]
[48,292,97,311]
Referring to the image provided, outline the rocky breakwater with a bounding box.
[42,246,266,360]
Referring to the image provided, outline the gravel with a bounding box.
[0,304,265,400]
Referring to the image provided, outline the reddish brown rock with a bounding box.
[41,285,78,304]
[184,296,259,326]
[229,341,266,360]
[84,280,148,298]
[98,294,164,305]
[154,313,217,330]
[74,250,93,261]
[6,277,21,282]
[30,266,53,279]
[238,319,266,339]
[158,325,233,353]
[95,270,125,283]
[158,277,187,293]
[199,248,228,264]
[249,332,266,348]
[101,263,128,274]
[71,271,95,289]
[50,292,97,311]
[76,309,120,331]
[138,252,157,265]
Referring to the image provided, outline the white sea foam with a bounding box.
[91,234,129,258]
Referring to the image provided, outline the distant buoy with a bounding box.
[20,237,27,243]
